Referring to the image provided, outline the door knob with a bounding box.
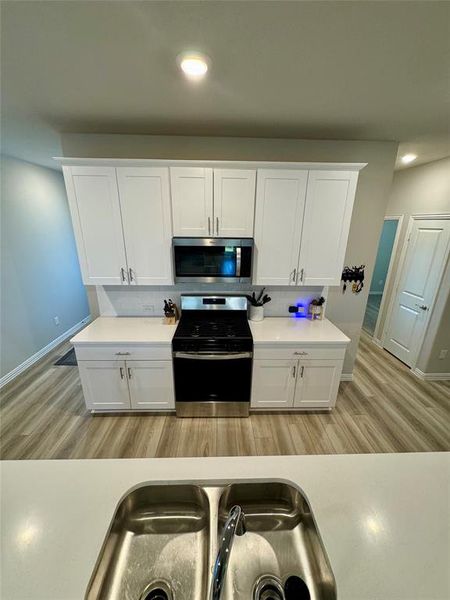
[415,304,428,311]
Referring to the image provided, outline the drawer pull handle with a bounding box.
[115,352,131,356]
[294,351,308,356]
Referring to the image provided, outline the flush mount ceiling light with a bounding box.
[401,153,417,164]
[177,52,210,79]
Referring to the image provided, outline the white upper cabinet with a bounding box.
[298,170,358,286]
[213,169,256,237]
[170,167,213,237]
[171,167,256,238]
[117,167,173,285]
[253,169,308,285]
[63,166,128,285]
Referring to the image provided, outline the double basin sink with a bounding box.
[86,481,336,600]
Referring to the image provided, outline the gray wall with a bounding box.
[62,133,398,375]
[379,157,450,373]
[0,155,90,378]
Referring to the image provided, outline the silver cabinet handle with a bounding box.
[300,366,305,378]
[208,217,211,236]
[415,304,428,311]
[236,247,242,277]
[127,367,132,379]
[292,365,296,378]
[292,268,297,283]
[294,351,308,356]
[121,267,128,283]
[115,352,130,356]
[128,267,134,283]
[299,268,304,283]
[216,217,219,235]
[119,367,124,380]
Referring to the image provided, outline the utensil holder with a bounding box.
[249,305,264,322]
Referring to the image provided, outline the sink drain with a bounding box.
[140,580,173,600]
[253,576,285,600]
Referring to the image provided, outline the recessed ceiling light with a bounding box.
[177,52,209,79]
[401,154,417,164]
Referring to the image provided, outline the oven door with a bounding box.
[173,351,252,417]
[173,238,253,283]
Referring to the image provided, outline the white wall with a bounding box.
[0,155,90,378]
[380,157,450,374]
[62,133,398,375]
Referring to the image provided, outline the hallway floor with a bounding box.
[1,331,449,459]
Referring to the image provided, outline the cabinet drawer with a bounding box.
[74,345,172,361]
[253,345,346,361]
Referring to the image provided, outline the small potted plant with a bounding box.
[246,288,271,322]
[309,296,325,320]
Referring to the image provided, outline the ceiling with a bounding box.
[1,0,449,170]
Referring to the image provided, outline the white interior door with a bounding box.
[63,166,128,285]
[117,167,173,285]
[251,359,296,408]
[78,360,131,410]
[170,167,213,237]
[293,360,343,408]
[253,169,308,285]
[298,170,358,286]
[384,218,450,366]
[213,169,256,237]
[127,361,175,410]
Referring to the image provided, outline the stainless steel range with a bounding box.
[172,295,253,417]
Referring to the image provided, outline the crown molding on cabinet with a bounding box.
[54,157,367,171]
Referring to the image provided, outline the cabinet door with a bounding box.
[293,360,343,409]
[298,170,358,286]
[170,167,213,237]
[127,361,175,410]
[213,169,256,237]
[63,166,128,285]
[253,169,308,285]
[117,167,173,285]
[251,359,297,408]
[78,360,131,410]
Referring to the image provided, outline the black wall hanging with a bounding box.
[341,265,365,294]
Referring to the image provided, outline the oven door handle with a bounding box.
[173,352,252,360]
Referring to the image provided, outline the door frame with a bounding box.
[371,215,404,343]
[381,213,450,369]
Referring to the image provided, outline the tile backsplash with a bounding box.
[96,285,326,318]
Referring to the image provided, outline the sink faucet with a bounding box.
[210,505,246,600]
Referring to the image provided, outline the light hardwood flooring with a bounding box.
[1,331,449,459]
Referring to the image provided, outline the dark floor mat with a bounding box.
[54,348,77,366]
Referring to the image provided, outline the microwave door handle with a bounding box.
[236,247,241,277]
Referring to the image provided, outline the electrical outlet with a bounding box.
[438,349,448,360]
[142,304,154,313]
[53,316,60,326]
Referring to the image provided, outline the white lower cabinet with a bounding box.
[127,361,175,410]
[78,357,175,412]
[293,360,343,409]
[251,350,344,410]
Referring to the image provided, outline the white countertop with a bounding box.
[71,317,176,345]
[1,453,448,600]
[71,316,349,346]
[249,317,350,345]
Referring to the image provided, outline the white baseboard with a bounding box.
[412,368,450,381]
[0,316,91,389]
[340,373,353,382]
[372,337,384,349]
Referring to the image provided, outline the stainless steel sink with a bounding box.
[217,482,336,599]
[86,484,210,600]
[86,481,336,600]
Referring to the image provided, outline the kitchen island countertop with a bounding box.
[1,453,449,600]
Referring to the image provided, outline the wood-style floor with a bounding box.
[1,331,449,459]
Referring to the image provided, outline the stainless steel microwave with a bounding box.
[173,238,253,284]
